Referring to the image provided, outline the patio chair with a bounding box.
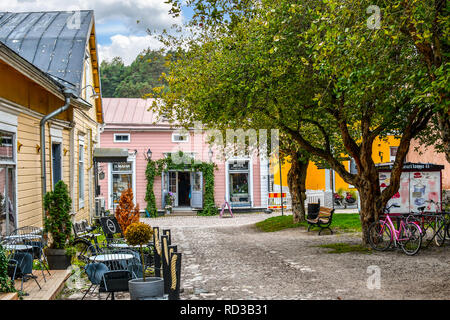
[10,226,50,281]
[8,251,41,292]
[95,247,139,300]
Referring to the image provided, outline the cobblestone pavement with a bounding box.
[143,213,450,300]
[61,212,450,300]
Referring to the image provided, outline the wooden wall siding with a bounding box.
[72,107,98,221]
[16,114,72,228]
[0,61,71,122]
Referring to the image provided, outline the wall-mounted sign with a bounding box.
[112,162,132,172]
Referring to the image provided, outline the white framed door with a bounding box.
[190,171,203,208]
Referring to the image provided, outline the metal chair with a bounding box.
[89,246,139,300]
[8,251,41,293]
[9,226,50,281]
[81,244,107,300]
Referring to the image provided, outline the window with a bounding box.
[79,138,85,209]
[228,160,251,206]
[0,132,14,161]
[172,132,189,143]
[349,158,358,174]
[114,133,130,143]
[111,162,133,209]
[390,147,398,162]
[52,143,62,187]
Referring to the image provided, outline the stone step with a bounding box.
[168,211,197,216]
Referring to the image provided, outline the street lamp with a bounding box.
[80,85,99,99]
[146,148,152,161]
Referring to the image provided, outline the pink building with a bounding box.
[98,98,269,213]
[407,139,449,190]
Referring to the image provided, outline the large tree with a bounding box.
[156,0,442,243]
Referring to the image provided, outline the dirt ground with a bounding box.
[60,213,450,300]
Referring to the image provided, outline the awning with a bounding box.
[93,148,129,163]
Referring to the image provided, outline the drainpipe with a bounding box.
[40,89,73,221]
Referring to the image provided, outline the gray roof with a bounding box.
[0,10,94,96]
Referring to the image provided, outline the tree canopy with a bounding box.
[152,0,448,243]
[100,49,172,98]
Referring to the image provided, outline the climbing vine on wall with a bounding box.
[145,151,218,217]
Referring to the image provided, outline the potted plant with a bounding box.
[125,222,164,300]
[164,192,175,215]
[43,180,74,270]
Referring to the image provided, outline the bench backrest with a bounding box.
[319,207,335,221]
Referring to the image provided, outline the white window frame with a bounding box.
[390,146,398,162]
[78,136,85,209]
[225,157,253,207]
[172,132,189,143]
[113,133,130,143]
[108,154,136,210]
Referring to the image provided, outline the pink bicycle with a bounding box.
[368,204,422,255]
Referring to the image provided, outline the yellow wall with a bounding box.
[273,135,401,192]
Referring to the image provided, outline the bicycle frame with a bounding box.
[381,214,422,246]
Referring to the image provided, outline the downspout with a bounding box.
[40,89,73,222]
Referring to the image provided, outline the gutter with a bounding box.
[40,88,74,221]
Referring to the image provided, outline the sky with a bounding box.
[0,0,193,65]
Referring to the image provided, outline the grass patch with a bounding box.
[255,215,307,232]
[318,243,372,254]
[255,214,362,233]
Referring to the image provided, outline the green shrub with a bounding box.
[43,181,73,249]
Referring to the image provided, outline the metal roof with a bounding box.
[103,98,174,128]
[0,10,94,96]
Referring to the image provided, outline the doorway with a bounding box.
[178,172,191,206]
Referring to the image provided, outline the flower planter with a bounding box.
[45,248,72,270]
[129,277,164,300]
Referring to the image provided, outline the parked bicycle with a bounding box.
[72,220,103,263]
[368,203,422,255]
[407,200,449,247]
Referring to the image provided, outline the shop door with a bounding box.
[190,172,203,208]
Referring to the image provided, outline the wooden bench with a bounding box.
[306,206,335,235]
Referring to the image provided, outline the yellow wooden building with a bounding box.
[0,11,103,235]
[271,136,401,196]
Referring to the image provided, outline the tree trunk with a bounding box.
[357,179,382,245]
[287,153,309,224]
[437,110,450,163]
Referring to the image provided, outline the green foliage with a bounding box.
[0,244,16,293]
[43,181,73,249]
[100,49,173,98]
[124,222,153,281]
[145,151,217,216]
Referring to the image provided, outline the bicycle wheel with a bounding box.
[368,221,392,251]
[434,217,446,247]
[73,238,93,264]
[399,223,422,256]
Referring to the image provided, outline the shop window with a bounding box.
[111,162,133,209]
[228,160,251,206]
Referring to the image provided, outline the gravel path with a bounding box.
[61,212,450,300]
